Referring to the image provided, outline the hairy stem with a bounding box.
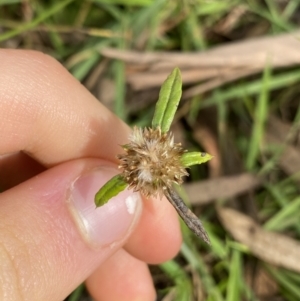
[165,188,210,245]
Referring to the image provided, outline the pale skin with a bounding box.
[0,49,182,301]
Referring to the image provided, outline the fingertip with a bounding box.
[125,195,182,264]
[86,249,156,301]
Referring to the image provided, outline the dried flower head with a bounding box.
[117,126,188,198]
[95,68,212,244]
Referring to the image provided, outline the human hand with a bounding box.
[0,49,182,301]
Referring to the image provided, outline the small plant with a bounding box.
[95,68,212,244]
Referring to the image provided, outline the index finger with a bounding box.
[0,49,130,166]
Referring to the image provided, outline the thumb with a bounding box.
[0,158,142,301]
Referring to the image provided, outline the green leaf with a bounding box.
[68,284,85,301]
[180,152,213,167]
[152,67,182,133]
[95,174,128,207]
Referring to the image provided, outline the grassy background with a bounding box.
[1,1,300,300]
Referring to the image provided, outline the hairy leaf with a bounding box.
[152,67,182,133]
[180,152,213,167]
[95,174,128,207]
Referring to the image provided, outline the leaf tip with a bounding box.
[172,66,181,78]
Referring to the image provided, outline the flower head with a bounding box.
[95,68,212,244]
[117,126,188,197]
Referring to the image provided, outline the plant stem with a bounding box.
[165,188,210,244]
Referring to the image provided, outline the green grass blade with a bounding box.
[0,0,21,5]
[131,0,167,41]
[160,260,193,301]
[203,224,227,260]
[91,0,152,6]
[181,243,225,301]
[246,63,271,170]
[114,17,128,121]
[180,152,213,167]
[264,196,300,231]
[226,249,242,301]
[267,266,300,299]
[95,175,128,207]
[114,59,126,121]
[282,1,299,20]
[152,67,182,133]
[202,69,300,109]
[0,0,75,42]
[71,53,100,81]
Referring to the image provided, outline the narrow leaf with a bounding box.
[152,67,182,133]
[180,152,213,167]
[95,174,127,207]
